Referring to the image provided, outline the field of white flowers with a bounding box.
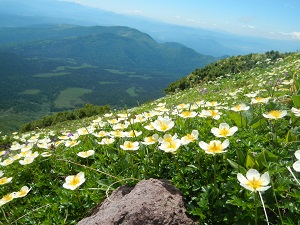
[0,52,300,224]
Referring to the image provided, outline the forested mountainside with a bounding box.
[0,25,217,133]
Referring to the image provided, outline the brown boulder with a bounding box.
[77,178,198,225]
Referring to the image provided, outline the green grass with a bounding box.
[128,74,153,79]
[54,88,93,108]
[32,72,71,78]
[105,69,136,75]
[20,89,41,95]
[126,86,139,97]
[54,63,98,71]
[0,52,300,224]
[99,81,118,85]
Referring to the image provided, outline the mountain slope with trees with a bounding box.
[0,25,217,133]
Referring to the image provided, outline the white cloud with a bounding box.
[240,25,256,30]
[279,31,300,40]
[124,10,143,14]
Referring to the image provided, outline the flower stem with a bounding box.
[214,154,217,186]
[259,191,270,225]
[174,155,184,183]
[254,192,258,225]
[130,152,134,178]
[287,166,300,186]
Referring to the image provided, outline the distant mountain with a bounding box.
[0,25,217,132]
[0,0,299,57]
[0,25,215,74]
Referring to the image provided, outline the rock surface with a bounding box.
[77,178,197,225]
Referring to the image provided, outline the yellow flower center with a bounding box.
[269,110,282,118]
[182,111,192,117]
[168,141,177,150]
[185,134,194,141]
[234,105,242,110]
[219,128,230,136]
[18,189,28,197]
[124,142,134,149]
[208,142,223,153]
[3,193,13,201]
[247,178,263,190]
[210,110,219,117]
[70,175,80,187]
[159,122,169,131]
[255,97,264,102]
[0,177,8,185]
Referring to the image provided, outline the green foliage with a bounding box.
[0,52,300,225]
[0,25,217,133]
[165,51,291,94]
[20,104,110,132]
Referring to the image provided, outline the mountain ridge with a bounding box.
[1,0,299,57]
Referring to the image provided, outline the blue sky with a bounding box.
[61,0,300,40]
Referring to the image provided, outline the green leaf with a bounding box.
[286,130,297,143]
[256,150,278,170]
[226,111,246,128]
[245,151,259,170]
[227,159,247,174]
[249,116,267,129]
[292,95,300,107]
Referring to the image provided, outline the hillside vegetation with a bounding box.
[165,50,289,93]
[0,52,300,224]
[0,25,216,133]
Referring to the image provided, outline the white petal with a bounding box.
[246,169,260,180]
[260,172,270,185]
[295,150,300,160]
[211,128,219,136]
[199,141,208,150]
[293,160,300,172]
[257,185,271,192]
[219,123,229,129]
[240,183,254,192]
[222,139,230,148]
[237,173,248,184]
[229,126,238,133]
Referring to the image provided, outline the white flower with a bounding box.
[63,172,85,190]
[158,134,181,153]
[292,150,300,172]
[231,103,250,112]
[77,150,95,158]
[237,169,271,192]
[263,110,287,120]
[178,111,197,118]
[0,176,13,185]
[201,110,222,120]
[19,157,35,165]
[98,138,115,145]
[13,186,31,198]
[65,140,81,147]
[142,134,159,145]
[181,130,199,145]
[199,139,229,155]
[251,97,269,104]
[291,107,300,117]
[120,141,139,151]
[211,123,238,138]
[151,116,174,132]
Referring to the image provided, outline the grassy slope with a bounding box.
[0,52,300,224]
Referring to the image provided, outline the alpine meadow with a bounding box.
[1,0,300,224]
[0,51,300,224]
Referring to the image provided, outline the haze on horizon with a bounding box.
[60,0,300,41]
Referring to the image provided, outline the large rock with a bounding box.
[77,178,198,225]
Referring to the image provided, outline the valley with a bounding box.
[0,25,217,133]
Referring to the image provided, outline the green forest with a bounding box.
[0,25,217,133]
